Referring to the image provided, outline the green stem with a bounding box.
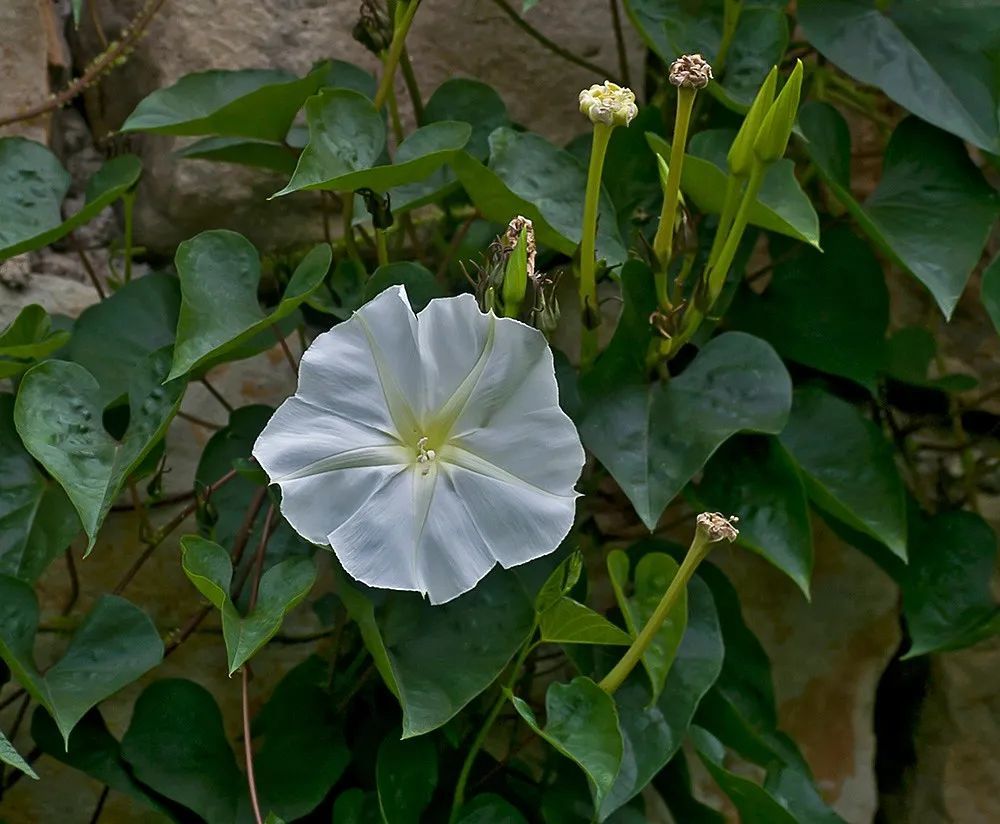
[705,174,743,272]
[450,633,536,822]
[706,160,763,303]
[399,45,424,123]
[122,190,136,283]
[341,193,363,266]
[653,86,696,310]
[599,530,713,694]
[387,82,405,144]
[375,229,390,267]
[373,0,421,111]
[579,122,614,368]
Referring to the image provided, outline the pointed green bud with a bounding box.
[753,59,803,164]
[727,66,778,178]
[502,222,530,317]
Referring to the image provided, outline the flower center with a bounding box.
[415,436,437,474]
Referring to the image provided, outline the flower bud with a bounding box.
[727,66,777,178]
[669,54,713,90]
[753,59,803,164]
[502,218,531,316]
[696,512,740,543]
[579,81,638,128]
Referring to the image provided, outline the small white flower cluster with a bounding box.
[696,512,740,543]
[579,81,638,127]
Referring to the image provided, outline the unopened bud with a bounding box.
[696,512,740,543]
[504,215,536,280]
[579,81,638,128]
[753,59,803,164]
[669,54,713,90]
[727,66,777,177]
[502,220,530,317]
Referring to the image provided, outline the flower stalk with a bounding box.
[598,513,738,695]
[374,0,421,111]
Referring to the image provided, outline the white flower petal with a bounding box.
[296,285,422,439]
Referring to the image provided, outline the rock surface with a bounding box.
[0,0,51,143]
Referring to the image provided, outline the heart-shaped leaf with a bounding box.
[180,535,316,674]
[121,65,327,142]
[0,393,80,581]
[779,388,907,560]
[581,331,792,530]
[121,679,245,824]
[799,104,999,318]
[376,733,438,824]
[0,729,37,779]
[539,597,633,647]
[456,794,528,823]
[168,231,331,380]
[0,139,141,260]
[452,127,626,266]
[0,575,162,746]
[646,131,820,248]
[14,352,184,552]
[364,261,445,311]
[0,305,70,379]
[799,0,1000,153]
[176,136,299,174]
[510,676,624,812]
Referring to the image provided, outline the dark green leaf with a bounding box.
[121,66,326,141]
[693,436,813,598]
[180,535,316,674]
[655,752,726,823]
[456,794,529,823]
[14,352,184,551]
[0,576,162,746]
[340,567,535,737]
[424,79,510,161]
[799,0,1000,152]
[176,137,299,174]
[539,597,633,646]
[729,227,888,390]
[580,331,791,530]
[779,388,907,559]
[0,305,70,378]
[883,326,977,393]
[0,730,36,779]
[169,231,330,379]
[0,139,141,260]
[376,733,438,824]
[799,105,999,317]
[364,261,445,310]
[121,679,244,824]
[535,552,584,614]
[647,131,820,247]
[0,393,79,581]
[511,676,624,811]
[903,510,1000,657]
[982,254,1000,336]
[453,128,626,266]
[600,573,723,819]
[318,59,378,99]
[333,789,382,824]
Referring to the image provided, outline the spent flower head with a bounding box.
[579,81,638,127]
[253,286,585,605]
[696,512,740,543]
[669,54,713,89]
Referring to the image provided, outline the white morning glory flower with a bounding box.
[252,286,585,605]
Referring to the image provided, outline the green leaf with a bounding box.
[0,305,70,379]
[121,66,326,141]
[424,79,510,162]
[176,137,299,174]
[540,597,633,646]
[376,733,438,824]
[693,436,813,598]
[646,131,820,248]
[510,676,624,812]
[340,567,536,738]
[0,139,141,260]
[273,88,470,197]
[798,0,1000,153]
[624,0,789,107]
[729,227,888,390]
[121,679,244,824]
[333,789,383,824]
[580,331,791,530]
[903,510,1000,657]
[982,254,1000,336]
[14,352,184,552]
[1,393,80,583]
[365,261,445,311]
[456,794,529,823]
[180,535,316,674]
[318,59,378,99]
[883,326,977,393]
[65,272,180,405]
[31,709,167,812]
[169,231,330,379]
[253,656,351,820]
[607,551,687,702]
[535,552,584,614]
[453,127,626,266]
[0,729,37,779]
[779,388,907,560]
[798,104,999,318]
[600,573,723,819]
[655,753,726,823]
[0,576,162,746]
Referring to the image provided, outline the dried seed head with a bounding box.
[669,54,713,89]
[579,81,638,127]
[696,512,740,543]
